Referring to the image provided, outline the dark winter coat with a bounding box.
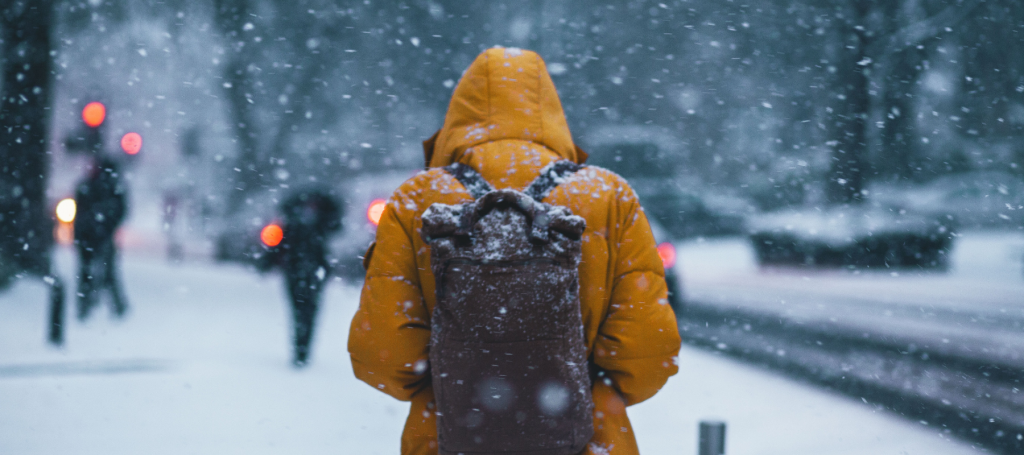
[74,160,127,247]
[263,190,342,280]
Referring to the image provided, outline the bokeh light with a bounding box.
[367,199,387,226]
[55,198,76,223]
[656,242,676,269]
[121,132,142,155]
[261,224,283,247]
[82,102,106,128]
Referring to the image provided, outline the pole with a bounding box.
[698,421,726,455]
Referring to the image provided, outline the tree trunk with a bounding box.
[827,3,871,205]
[223,57,265,210]
[881,46,925,181]
[0,0,54,276]
[214,0,267,213]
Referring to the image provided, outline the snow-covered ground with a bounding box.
[678,230,1024,296]
[676,231,1024,366]
[0,239,1001,454]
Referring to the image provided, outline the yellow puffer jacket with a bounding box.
[348,47,681,455]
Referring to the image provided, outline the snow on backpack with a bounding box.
[420,161,594,455]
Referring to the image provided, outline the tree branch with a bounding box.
[868,0,984,57]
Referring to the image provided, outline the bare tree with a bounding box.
[213,0,361,213]
[0,0,64,344]
[826,0,983,203]
[213,0,266,211]
[1,0,55,275]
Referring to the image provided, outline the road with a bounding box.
[674,231,1024,453]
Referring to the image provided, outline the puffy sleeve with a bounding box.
[591,186,682,406]
[348,196,432,402]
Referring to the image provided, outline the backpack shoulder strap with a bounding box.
[443,163,494,200]
[524,160,584,202]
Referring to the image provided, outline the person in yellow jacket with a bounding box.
[348,47,682,455]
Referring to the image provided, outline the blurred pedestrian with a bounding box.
[260,189,342,367]
[74,157,128,320]
[348,48,681,455]
[162,191,183,262]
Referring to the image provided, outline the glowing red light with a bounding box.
[261,224,283,247]
[367,199,387,226]
[82,102,106,128]
[120,132,142,155]
[657,242,677,269]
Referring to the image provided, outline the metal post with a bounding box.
[47,275,65,346]
[698,421,726,455]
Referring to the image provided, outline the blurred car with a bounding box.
[328,172,414,278]
[580,124,746,239]
[640,187,748,238]
[748,204,954,270]
[579,124,711,314]
[212,191,279,264]
[646,217,685,315]
[868,171,1024,229]
[213,172,413,280]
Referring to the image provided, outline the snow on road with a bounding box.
[676,231,1024,367]
[0,244,996,454]
[632,347,986,455]
[678,230,1024,306]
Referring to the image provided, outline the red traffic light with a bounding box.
[82,102,106,128]
[121,132,142,155]
[261,224,283,247]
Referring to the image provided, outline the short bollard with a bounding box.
[698,421,726,455]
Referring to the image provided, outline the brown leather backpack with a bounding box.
[420,161,594,455]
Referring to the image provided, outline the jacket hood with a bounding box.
[424,47,585,168]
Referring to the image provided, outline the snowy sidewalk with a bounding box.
[634,347,986,455]
[0,249,987,454]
